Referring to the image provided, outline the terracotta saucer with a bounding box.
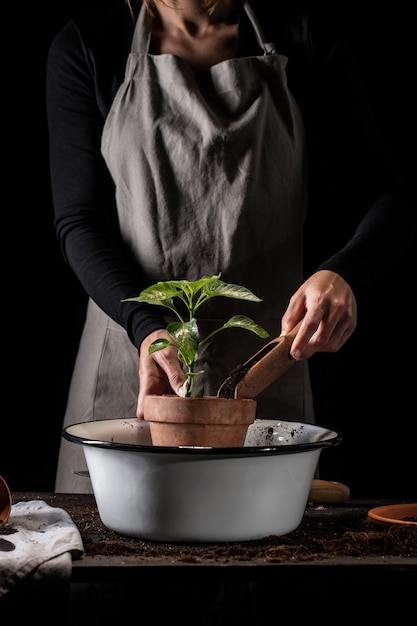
[368,503,417,527]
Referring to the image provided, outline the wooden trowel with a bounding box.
[217,320,302,400]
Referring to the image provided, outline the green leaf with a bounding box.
[148,338,171,354]
[222,315,270,337]
[167,320,200,368]
[186,274,222,294]
[201,279,263,303]
[123,283,181,305]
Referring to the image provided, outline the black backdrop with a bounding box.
[3,2,415,499]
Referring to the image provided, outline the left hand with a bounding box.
[280,270,357,360]
[136,329,187,420]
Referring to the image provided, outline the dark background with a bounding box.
[3,2,415,499]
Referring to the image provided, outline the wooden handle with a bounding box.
[234,321,302,399]
[308,479,350,505]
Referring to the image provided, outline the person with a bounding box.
[46,0,415,493]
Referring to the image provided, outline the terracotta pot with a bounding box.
[0,475,12,525]
[143,394,257,447]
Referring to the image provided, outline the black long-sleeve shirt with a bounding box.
[46,0,415,350]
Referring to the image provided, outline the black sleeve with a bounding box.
[303,10,415,302]
[46,6,167,349]
[262,2,416,304]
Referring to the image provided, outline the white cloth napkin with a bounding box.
[0,499,84,597]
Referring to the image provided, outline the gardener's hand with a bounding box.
[136,329,187,419]
[280,270,357,360]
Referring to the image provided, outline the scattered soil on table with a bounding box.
[68,508,417,562]
[3,495,416,562]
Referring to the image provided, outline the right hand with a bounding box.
[280,270,357,360]
[136,329,187,419]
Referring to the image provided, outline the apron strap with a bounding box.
[131,3,152,53]
[131,0,276,55]
[241,0,276,54]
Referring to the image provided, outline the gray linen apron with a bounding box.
[55,0,314,493]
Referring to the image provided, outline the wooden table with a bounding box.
[7,493,417,621]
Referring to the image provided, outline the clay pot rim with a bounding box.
[146,394,255,404]
[143,394,257,428]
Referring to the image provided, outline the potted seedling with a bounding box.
[123,273,269,447]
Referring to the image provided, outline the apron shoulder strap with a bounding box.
[241,0,276,55]
[131,3,152,54]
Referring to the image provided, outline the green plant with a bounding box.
[123,273,270,397]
